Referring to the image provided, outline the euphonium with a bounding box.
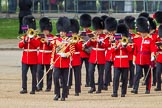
[70,35,80,44]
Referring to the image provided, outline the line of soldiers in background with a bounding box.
[18,11,162,101]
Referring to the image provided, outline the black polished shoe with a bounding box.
[96,90,101,94]
[88,88,96,93]
[152,83,156,86]
[68,86,71,89]
[45,89,51,92]
[36,88,42,92]
[53,95,60,101]
[102,86,108,90]
[131,90,138,94]
[20,89,27,94]
[154,88,161,91]
[145,90,150,94]
[95,83,98,85]
[121,94,125,97]
[30,91,35,94]
[108,83,111,86]
[61,97,65,101]
[111,93,118,97]
[85,84,90,87]
[75,93,79,96]
[128,85,133,88]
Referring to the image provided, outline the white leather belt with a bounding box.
[74,52,80,54]
[92,48,105,51]
[23,49,37,52]
[39,50,52,53]
[107,47,111,50]
[57,53,65,55]
[115,55,128,58]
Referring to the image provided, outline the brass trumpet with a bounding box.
[121,36,128,45]
[17,28,38,40]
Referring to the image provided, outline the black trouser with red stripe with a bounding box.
[133,65,151,92]
[129,60,135,86]
[89,63,104,91]
[53,68,69,98]
[113,68,128,95]
[69,66,81,93]
[22,63,37,91]
[37,64,52,90]
[104,61,113,87]
[156,62,162,90]
[81,58,89,86]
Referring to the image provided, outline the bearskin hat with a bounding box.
[39,17,52,32]
[80,13,91,28]
[158,25,162,38]
[116,23,129,37]
[101,15,109,29]
[56,16,71,33]
[22,15,36,30]
[92,17,103,30]
[138,12,149,18]
[118,19,124,24]
[69,19,80,34]
[105,17,117,31]
[155,11,162,24]
[148,17,156,31]
[124,16,135,29]
[136,17,150,33]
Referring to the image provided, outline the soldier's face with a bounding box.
[60,32,66,37]
[43,30,50,35]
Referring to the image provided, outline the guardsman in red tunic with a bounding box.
[148,17,158,86]
[85,17,106,94]
[52,17,74,101]
[131,17,156,94]
[19,15,39,94]
[79,13,92,87]
[68,19,82,96]
[154,25,162,91]
[103,17,117,90]
[111,24,132,97]
[37,17,54,92]
[124,15,136,88]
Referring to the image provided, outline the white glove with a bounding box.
[50,65,54,69]
[133,61,136,66]
[151,56,155,61]
[97,38,104,43]
[121,42,127,46]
